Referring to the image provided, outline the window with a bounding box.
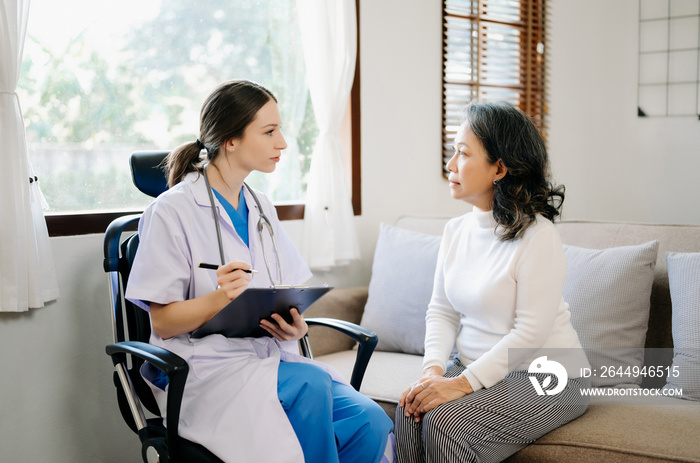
[441,0,546,176]
[19,0,361,235]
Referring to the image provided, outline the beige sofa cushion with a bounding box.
[505,399,700,463]
[305,286,368,357]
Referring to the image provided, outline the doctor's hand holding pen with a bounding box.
[149,260,254,339]
[208,260,254,301]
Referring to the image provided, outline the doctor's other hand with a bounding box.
[216,261,253,301]
[260,308,309,342]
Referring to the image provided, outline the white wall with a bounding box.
[548,0,700,225]
[0,234,141,462]
[3,0,698,461]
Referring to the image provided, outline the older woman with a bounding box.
[395,102,590,462]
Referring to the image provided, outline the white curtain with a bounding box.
[0,0,59,312]
[297,0,360,270]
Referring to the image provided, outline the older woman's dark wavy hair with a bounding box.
[463,101,564,241]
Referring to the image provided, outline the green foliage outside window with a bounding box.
[19,0,317,212]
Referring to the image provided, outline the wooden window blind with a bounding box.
[442,0,547,177]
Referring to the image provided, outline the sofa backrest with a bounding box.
[555,220,700,350]
[395,216,700,351]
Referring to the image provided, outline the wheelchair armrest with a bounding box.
[106,340,187,377]
[106,341,188,461]
[305,318,378,391]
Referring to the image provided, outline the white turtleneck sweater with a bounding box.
[422,209,589,391]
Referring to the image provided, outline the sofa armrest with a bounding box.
[304,286,369,357]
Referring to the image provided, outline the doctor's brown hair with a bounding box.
[463,102,565,241]
[164,80,277,187]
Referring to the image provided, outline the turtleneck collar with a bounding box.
[472,207,497,229]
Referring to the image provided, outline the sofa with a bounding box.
[304,217,700,462]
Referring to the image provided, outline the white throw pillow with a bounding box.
[563,241,659,387]
[662,252,700,401]
[360,223,441,354]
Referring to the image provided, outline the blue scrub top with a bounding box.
[212,187,249,247]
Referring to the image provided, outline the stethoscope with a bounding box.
[202,164,283,286]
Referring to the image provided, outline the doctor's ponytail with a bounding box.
[164,80,277,187]
[164,142,206,187]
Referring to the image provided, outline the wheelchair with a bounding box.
[103,151,378,463]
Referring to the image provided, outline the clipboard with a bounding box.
[191,286,333,339]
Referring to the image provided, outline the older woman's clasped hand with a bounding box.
[400,366,474,423]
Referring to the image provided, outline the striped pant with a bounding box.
[394,359,590,463]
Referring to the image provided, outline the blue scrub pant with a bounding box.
[277,361,393,463]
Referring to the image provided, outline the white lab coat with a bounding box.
[126,171,348,463]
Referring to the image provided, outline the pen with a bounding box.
[198,262,258,273]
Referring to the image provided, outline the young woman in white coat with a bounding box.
[126,80,392,463]
[394,102,590,462]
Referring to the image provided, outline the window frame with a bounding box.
[44,3,361,237]
[441,0,547,178]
